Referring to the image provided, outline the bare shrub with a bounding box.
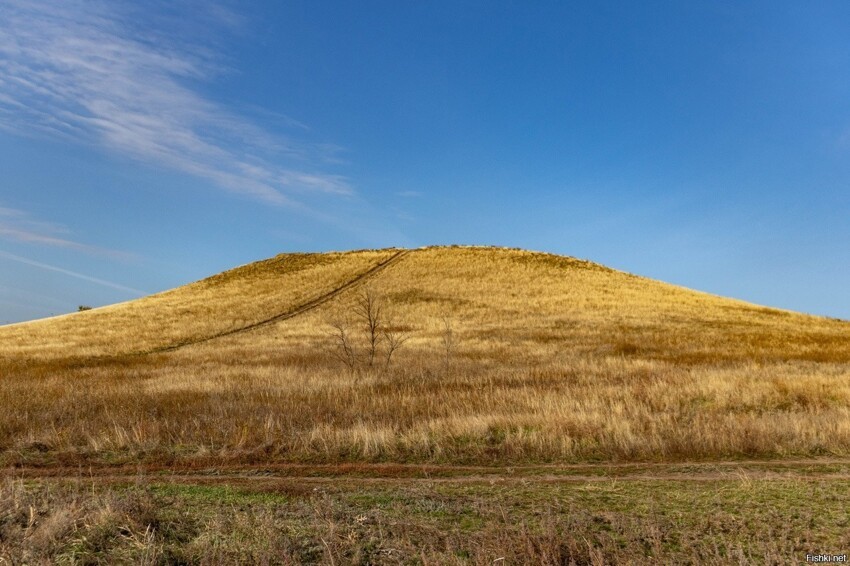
[326,287,411,374]
[355,288,383,367]
[382,318,410,370]
[327,318,357,373]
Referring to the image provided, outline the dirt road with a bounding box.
[7,458,850,488]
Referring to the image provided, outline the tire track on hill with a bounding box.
[136,249,411,356]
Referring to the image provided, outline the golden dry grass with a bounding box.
[0,248,398,360]
[2,245,849,465]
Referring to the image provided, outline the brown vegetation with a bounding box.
[3,474,846,564]
[1,246,849,467]
[4,245,850,562]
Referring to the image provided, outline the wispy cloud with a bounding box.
[0,250,146,295]
[0,205,131,259]
[0,0,351,205]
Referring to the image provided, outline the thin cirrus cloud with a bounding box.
[0,205,144,298]
[0,250,146,296]
[0,0,351,205]
[0,205,132,260]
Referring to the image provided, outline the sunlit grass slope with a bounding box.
[241,246,850,364]
[2,246,850,464]
[0,249,398,360]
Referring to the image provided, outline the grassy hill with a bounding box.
[2,245,849,465]
[3,245,847,362]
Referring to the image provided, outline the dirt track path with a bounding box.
[7,459,850,486]
[135,249,411,356]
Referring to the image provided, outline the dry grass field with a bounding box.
[2,245,850,563]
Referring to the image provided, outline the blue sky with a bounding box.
[1,0,849,323]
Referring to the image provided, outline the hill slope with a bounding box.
[0,248,402,360]
[2,246,850,465]
[1,246,847,363]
